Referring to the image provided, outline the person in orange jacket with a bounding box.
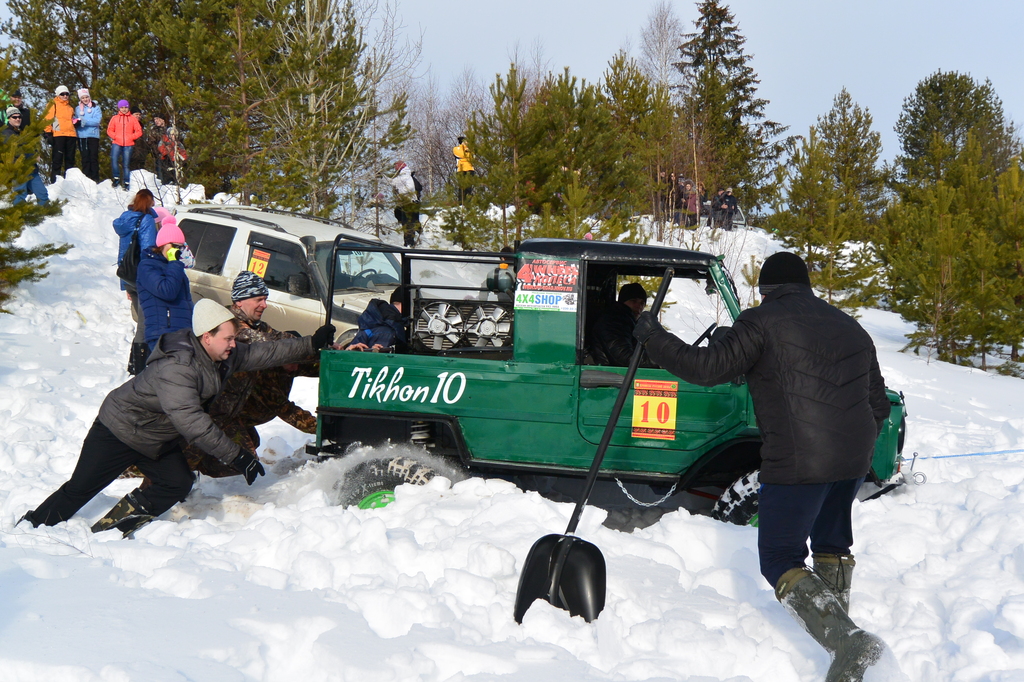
[107,99,143,191]
[44,85,78,183]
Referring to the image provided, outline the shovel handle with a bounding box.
[564,267,675,535]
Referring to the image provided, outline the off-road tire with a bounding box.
[712,470,760,526]
[339,456,436,508]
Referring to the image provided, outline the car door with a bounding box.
[245,233,324,336]
[575,269,750,474]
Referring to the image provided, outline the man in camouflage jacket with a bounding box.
[185,271,319,477]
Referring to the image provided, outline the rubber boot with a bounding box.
[91,491,154,538]
[776,567,886,682]
[814,552,856,612]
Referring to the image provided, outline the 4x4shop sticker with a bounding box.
[514,257,578,312]
[348,366,466,405]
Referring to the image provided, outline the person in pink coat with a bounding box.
[107,99,143,191]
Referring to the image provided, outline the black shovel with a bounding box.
[514,267,675,623]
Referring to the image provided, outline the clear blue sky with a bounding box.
[401,0,1024,161]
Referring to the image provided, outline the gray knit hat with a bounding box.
[231,270,270,302]
[192,299,235,336]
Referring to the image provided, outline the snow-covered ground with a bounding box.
[1,171,1022,681]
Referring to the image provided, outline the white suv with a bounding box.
[176,205,401,337]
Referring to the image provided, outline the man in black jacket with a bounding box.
[591,282,647,367]
[633,252,894,681]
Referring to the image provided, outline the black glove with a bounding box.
[231,449,265,485]
[311,324,336,351]
[633,311,664,346]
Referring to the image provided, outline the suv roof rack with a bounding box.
[185,207,286,232]
[248,207,373,234]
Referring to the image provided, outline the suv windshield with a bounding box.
[314,241,401,293]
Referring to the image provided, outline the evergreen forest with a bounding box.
[2,0,1022,372]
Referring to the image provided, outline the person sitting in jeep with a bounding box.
[346,286,407,353]
[590,282,647,366]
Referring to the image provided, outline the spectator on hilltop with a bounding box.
[74,88,102,182]
[452,136,475,204]
[107,99,143,191]
[10,89,31,127]
[390,161,422,247]
[44,85,78,182]
[2,106,49,205]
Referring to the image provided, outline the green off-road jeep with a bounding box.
[311,238,907,522]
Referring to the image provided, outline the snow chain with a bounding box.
[615,478,679,508]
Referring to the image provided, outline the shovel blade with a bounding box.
[514,534,606,623]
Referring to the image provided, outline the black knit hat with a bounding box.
[618,282,648,303]
[758,252,810,290]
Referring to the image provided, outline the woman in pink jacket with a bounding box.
[107,99,143,191]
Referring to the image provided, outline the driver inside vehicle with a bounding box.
[589,282,648,367]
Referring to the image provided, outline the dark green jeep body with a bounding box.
[313,238,906,502]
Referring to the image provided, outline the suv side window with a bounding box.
[247,234,316,299]
[179,219,236,275]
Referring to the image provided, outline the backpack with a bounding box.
[411,171,423,199]
[115,213,146,284]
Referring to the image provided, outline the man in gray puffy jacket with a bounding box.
[633,252,895,682]
[21,300,336,537]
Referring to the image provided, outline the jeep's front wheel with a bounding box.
[712,470,760,526]
[339,456,436,509]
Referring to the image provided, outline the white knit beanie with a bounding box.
[192,299,235,337]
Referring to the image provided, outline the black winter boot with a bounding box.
[813,552,856,612]
[91,491,154,537]
[776,567,886,682]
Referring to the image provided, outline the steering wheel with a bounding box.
[355,268,379,279]
[694,322,717,346]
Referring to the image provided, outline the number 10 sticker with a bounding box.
[631,379,678,440]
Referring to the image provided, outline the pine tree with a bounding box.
[992,162,1024,359]
[603,51,674,237]
[815,88,886,239]
[767,128,876,310]
[148,0,275,197]
[676,0,786,212]
[521,69,637,236]
[894,70,1021,187]
[241,0,410,217]
[1,0,108,99]
[0,60,68,313]
[467,64,537,245]
[885,185,970,361]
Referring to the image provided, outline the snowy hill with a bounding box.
[1,172,1023,681]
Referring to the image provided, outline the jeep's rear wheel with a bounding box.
[339,456,436,509]
[712,470,760,526]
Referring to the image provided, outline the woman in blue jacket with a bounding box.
[74,89,102,181]
[136,217,193,354]
[113,189,159,374]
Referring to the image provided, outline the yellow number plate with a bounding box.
[631,379,678,440]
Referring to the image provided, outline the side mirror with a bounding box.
[287,272,311,297]
[487,266,516,294]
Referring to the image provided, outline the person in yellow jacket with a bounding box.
[452,136,475,204]
[44,85,78,183]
